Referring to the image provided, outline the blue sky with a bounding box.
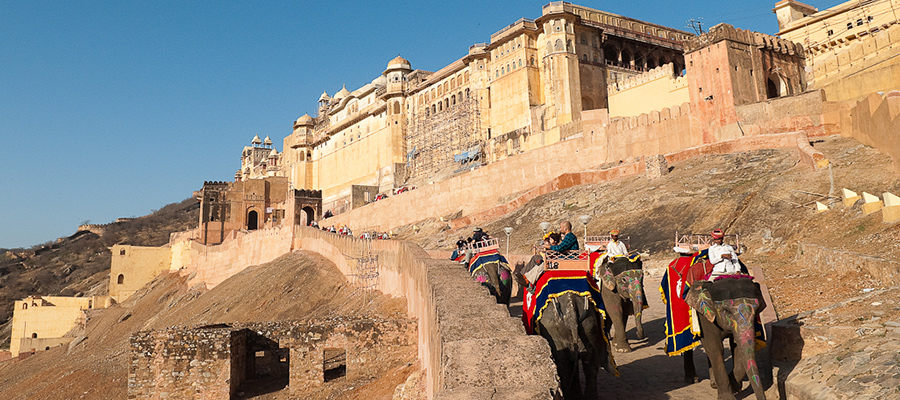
[0,1,838,248]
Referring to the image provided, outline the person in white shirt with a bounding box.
[708,229,740,278]
[606,230,628,258]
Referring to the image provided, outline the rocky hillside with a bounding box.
[0,251,415,400]
[394,135,900,319]
[0,197,200,348]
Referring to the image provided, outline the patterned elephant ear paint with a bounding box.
[684,282,717,323]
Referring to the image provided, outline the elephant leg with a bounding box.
[683,349,700,383]
[700,327,737,400]
[581,354,599,400]
[731,340,765,400]
[555,350,583,400]
[602,289,631,352]
[632,299,644,339]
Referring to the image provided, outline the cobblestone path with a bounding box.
[510,273,775,399]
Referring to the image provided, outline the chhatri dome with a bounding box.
[295,114,314,126]
[251,135,262,145]
[386,55,411,70]
[263,135,273,146]
[333,85,351,100]
[318,90,330,102]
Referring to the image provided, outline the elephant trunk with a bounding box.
[620,270,646,339]
[727,300,766,400]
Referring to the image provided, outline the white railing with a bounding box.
[674,231,742,253]
[465,237,500,252]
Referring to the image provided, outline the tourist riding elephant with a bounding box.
[684,276,767,400]
[535,290,617,400]
[467,249,512,304]
[594,255,646,352]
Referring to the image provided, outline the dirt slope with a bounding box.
[0,197,200,347]
[397,135,900,319]
[0,251,414,400]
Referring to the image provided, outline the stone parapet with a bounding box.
[683,23,804,56]
[290,227,561,398]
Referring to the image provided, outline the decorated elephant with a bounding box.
[524,269,618,400]
[592,253,647,352]
[684,276,767,400]
[467,249,512,304]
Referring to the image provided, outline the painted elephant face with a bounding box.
[685,278,765,330]
[616,270,645,302]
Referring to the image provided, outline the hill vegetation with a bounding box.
[0,198,200,348]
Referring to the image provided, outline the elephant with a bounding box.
[684,276,767,400]
[594,255,647,352]
[467,249,512,304]
[535,290,617,400]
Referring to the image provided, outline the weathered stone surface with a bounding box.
[440,336,558,393]
[782,329,900,400]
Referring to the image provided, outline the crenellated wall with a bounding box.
[682,23,804,55]
[607,63,690,118]
[828,90,900,173]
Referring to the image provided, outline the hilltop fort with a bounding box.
[4,1,900,399]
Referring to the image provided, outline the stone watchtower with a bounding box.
[285,114,315,190]
[683,23,807,142]
[535,3,585,140]
[382,56,412,177]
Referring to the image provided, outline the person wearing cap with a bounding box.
[708,229,740,278]
[606,229,628,258]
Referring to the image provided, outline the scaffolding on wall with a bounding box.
[347,239,380,305]
[405,96,484,181]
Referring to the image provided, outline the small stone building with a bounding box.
[11,295,113,357]
[128,317,416,399]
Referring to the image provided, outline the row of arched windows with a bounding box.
[425,89,471,116]
[546,39,575,54]
[420,72,470,104]
[493,53,540,79]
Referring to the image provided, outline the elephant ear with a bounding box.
[599,259,616,291]
[685,282,717,323]
[754,282,767,314]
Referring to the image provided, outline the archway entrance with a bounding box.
[767,76,780,99]
[301,206,315,226]
[247,210,258,230]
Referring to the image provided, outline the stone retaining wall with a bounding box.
[292,227,561,399]
[795,242,900,286]
[170,227,560,399]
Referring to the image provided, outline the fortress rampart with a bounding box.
[828,90,900,173]
[607,63,690,118]
[164,226,560,398]
[326,89,837,233]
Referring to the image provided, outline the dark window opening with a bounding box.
[32,333,37,338]
[323,348,347,382]
[767,77,780,99]
[120,249,126,255]
[247,210,259,230]
[117,274,125,284]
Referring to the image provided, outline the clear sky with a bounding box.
[0,0,839,249]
